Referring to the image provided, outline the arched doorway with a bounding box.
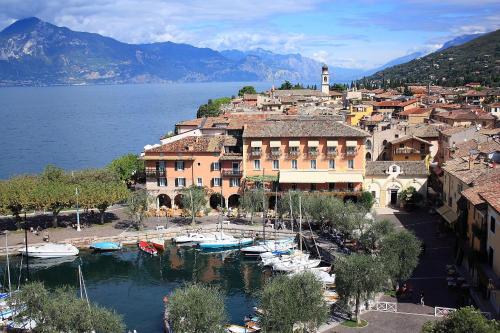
[157,194,171,209]
[174,194,184,209]
[209,193,226,209]
[365,152,372,161]
[228,194,240,208]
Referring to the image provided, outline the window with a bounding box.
[348,183,355,191]
[405,156,409,160]
[310,183,316,191]
[310,160,317,169]
[212,178,222,187]
[392,166,398,172]
[289,146,299,153]
[399,143,404,148]
[365,139,372,150]
[327,146,338,155]
[175,178,186,187]
[197,177,203,186]
[491,216,496,233]
[329,159,335,169]
[420,143,425,150]
[251,147,261,156]
[254,159,261,170]
[348,159,354,169]
[211,162,220,171]
[395,134,399,139]
[175,161,185,171]
[328,183,336,191]
[272,160,279,170]
[291,159,298,169]
[158,161,166,170]
[382,139,388,147]
[230,178,240,187]
[158,177,166,187]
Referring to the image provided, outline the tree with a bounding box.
[278,81,293,90]
[359,191,375,211]
[240,187,267,224]
[126,189,149,230]
[11,282,125,333]
[358,219,394,252]
[178,185,208,225]
[422,307,499,333]
[34,165,74,228]
[0,175,38,228]
[107,153,144,187]
[335,254,386,324]
[168,283,226,333]
[380,230,421,287]
[398,186,423,209]
[196,97,231,118]
[238,85,257,97]
[260,272,329,332]
[74,169,129,224]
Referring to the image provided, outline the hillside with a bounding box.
[363,29,500,87]
[0,18,323,86]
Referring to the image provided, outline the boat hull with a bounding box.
[138,241,158,256]
[90,242,121,252]
[18,243,79,258]
[199,238,253,249]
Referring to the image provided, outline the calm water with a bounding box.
[1,245,268,332]
[0,82,269,179]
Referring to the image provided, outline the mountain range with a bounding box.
[0,17,487,86]
[363,29,500,87]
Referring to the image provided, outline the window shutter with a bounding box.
[210,162,214,171]
[157,178,160,186]
[175,178,178,187]
[175,162,178,171]
[211,178,214,187]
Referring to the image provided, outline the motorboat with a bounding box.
[90,241,122,252]
[18,243,79,258]
[138,241,158,256]
[272,258,321,272]
[260,250,309,267]
[241,238,295,256]
[199,237,253,250]
[173,232,219,244]
[149,238,165,251]
[289,269,335,287]
[226,324,259,333]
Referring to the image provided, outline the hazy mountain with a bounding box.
[437,33,484,51]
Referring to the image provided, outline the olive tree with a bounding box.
[422,307,499,333]
[380,229,421,287]
[240,187,267,224]
[168,283,226,333]
[126,189,149,230]
[178,185,208,225]
[0,175,38,228]
[335,253,387,324]
[11,282,125,333]
[260,272,329,332]
[107,153,145,187]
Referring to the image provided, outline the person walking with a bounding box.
[420,291,425,306]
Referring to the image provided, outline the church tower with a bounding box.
[321,64,329,94]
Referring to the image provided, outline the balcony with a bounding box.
[345,148,358,157]
[250,149,262,157]
[270,149,282,158]
[287,150,300,158]
[308,149,319,158]
[145,168,166,177]
[222,169,243,177]
[394,147,419,155]
[326,148,338,157]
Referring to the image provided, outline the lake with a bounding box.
[1,245,268,332]
[0,82,270,179]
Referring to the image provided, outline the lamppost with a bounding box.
[75,187,81,232]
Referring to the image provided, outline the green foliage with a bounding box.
[126,189,149,230]
[240,188,267,224]
[0,175,38,222]
[178,185,208,225]
[335,254,386,323]
[107,153,144,186]
[277,81,317,90]
[11,281,125,333]
[403,85,414,96]
[238,85,257,96]
[358,219,395,252]
[196,97,231,118]
[260,272,329,332]
[421,306,499,333]
[359,191,375,211]
[330,83,348,91]
[380,230,421,286]
[169,283,227,333]
[398,186,423,208]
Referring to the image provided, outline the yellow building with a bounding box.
[389,135,432,161]
[347,104,373,126]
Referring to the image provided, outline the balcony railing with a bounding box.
[145,168,166,177]
[287,150,300,158]
[326,149,338,157]
[394,147,419,155]
[308,149,319,158]
[222,169,243,177]
[270,149,282,157]
[250,150,261,157]
[345,148,358,157]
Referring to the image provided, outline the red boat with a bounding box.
[138,241,158,256]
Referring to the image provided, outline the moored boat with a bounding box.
[149,238,165,251]
[138,241,158,256]
[18,243,79,258]
[173,232,218,244]
[90,241,122,252]
[226,324,259,333]
[199,237,253,250]
[241,239,295,256]
[272,258,321,272]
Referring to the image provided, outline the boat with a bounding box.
[90,241,122,252]
[173,232,219,244]
[241,239,295,256]
[272,258,321,272]
[149,238,165,251]
[138,241,158,256]
[199,237,253,250]
[226,324,259,333]
[18,243,79,258]
[260,250,309,267]
[7,317,37,331]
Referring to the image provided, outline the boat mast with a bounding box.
[262,168,266,242]
[299,196,302,252]
[274,186,278,250]
[288,191,293,233]
[78,264,90,309]
[5,232,11,295]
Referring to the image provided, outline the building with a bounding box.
[321,64,329,94]
[388,135,432,161]
[436,126,489,165]
[432,109,496,129]
[346,104,373,126]
[242,118,369,199]
[373,99,419,115]
[397,107,432,125]
[486,103,500,120]
[364,161,428,208]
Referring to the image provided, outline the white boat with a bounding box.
[260,250,309,267]
[226,324,259,333]
[173,232,220,244]
[199,237,254,250]
[272,258,321,272]
[18,243,79,258]
[241,243,293,256]
[289,269,335,286]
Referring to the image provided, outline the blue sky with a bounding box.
[0,0,499,69]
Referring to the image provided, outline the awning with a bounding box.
[346,140,358,147]
[308,140,319,147]
[270,140,281,147]
[251,141,262,147]
[279,170,363,183]
[436,205,458,224]
[327,140,338,147]
[289,140,300,147]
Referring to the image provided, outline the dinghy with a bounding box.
[272,258,321,272]
[90,241,121,252]
[138,241,158,256]
[149,238,165,251]
[18,243,79,258]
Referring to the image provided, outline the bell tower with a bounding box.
[321,64,329,94]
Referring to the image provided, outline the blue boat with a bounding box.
[199,237,253,250]
[90,242,122,252]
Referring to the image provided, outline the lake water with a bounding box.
[0,82,270,179]
[1,245,268,332]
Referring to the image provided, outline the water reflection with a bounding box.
[0,244,265,332]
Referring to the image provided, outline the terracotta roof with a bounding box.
[399,107,431,116]
[440,126,469,136]
[462,179,500,206]
[243,94,258,100]
[366,161,428,176]
[442,158,500,185]
[452,140,500,158]
[148,136,225,153]
[479,187,500,213]
[243,119,369,138]
[407,124,440,138]
[390,135,432,145]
